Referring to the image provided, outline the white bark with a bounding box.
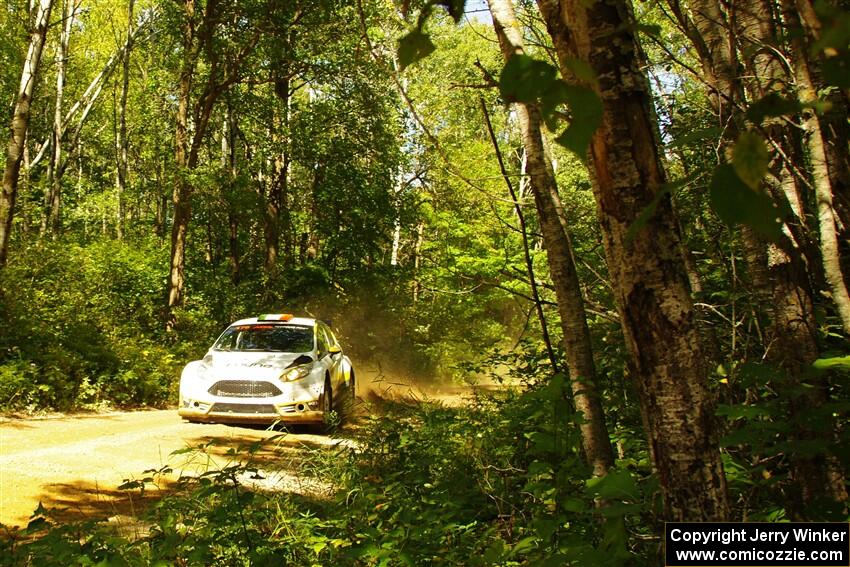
[116,0,135,240]
[0,0,54,265]
[43,0,76,235]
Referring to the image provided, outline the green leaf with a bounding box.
[169,446,196,456]
[813,355,850,371]
[812,1,850,55]
[822,56,850,89]
[483,539,508,563]
[499,54,559,105]
[397,30,436,71]
[746,93,802,124]
[716,404,775,420]
[668,127,721,148]
[436,0,466,23]
[554,85,603,162]
[510,536,539,557]
[732,131,769,190]
[625,191,665,243]
[312,541,328,553]
[709,163,782,241]
[499,54,602,160]
[634,23,662,37]
[585,469,639,500]
[560,497,587,512]
[525,430,556,453]
[624,177,697,242]
[564,57,598,87]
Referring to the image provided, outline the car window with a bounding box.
[213,324,314,353]
[315,327,326,357]
[323,325,339,348]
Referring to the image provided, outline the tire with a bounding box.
[319,377,334,434]
[322,377,333,414]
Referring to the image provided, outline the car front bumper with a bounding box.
[179,372,327,424]
[178,404,326,424]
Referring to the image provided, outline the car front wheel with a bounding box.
[322,378,333,414]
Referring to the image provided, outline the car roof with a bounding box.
[229,316,317,327]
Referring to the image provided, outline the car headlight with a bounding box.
[281,364,312,382]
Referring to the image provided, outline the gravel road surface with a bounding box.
[0,409,337,528]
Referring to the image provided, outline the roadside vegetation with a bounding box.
[1,0,850,563]
[1,381,657,565]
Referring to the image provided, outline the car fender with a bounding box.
[179,360,205,397]
[339,355,353,388]
[340,355,353,378]
[329,355,348,389]
[181,360,205,382]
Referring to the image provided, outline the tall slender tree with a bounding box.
[536,0,730,520]
[487,0,614,477]
[661,0,848,515]
[116,0,135,241]
[42,0,76,236]
[737,0,849,513]
[0,0,54,266]
[166,0,260,327]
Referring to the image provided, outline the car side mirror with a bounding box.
[329,345,342,355]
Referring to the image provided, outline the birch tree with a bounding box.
[534,0,731,521]
[486,0,614,478]
[0,0,54,266]
[42,0,77,236]
[660,0,849,515]
[115,0,135,240]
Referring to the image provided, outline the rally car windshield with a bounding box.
[212,324,314,353]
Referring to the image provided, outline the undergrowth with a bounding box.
[0,381,660,566]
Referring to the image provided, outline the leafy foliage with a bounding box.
[2,0,850,560]
[1,371,660,566]
[0,239,183,410]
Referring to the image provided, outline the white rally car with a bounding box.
[178,314,354,425]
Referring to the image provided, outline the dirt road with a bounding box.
[0,374,493,530]
[0,409,341,529]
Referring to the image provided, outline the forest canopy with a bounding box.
[1,0,850,562]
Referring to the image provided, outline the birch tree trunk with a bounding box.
[42,0,74,237]
[737,0,849,513]
[488,0,614,477]
[537,0,730,520]
[0,0,54,266]
[672,0,848,515]
[116,0,135,241]
[776,1,850,338]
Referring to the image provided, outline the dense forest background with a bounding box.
[1,0,850,563]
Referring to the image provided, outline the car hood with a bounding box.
[201,351,313,379]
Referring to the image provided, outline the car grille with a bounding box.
[208,380,282,398]
[210,403,278,414]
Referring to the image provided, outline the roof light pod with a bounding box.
[258,313,294,321]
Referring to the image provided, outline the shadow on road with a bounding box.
[4,477,179,539]
[3,424,349,537]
